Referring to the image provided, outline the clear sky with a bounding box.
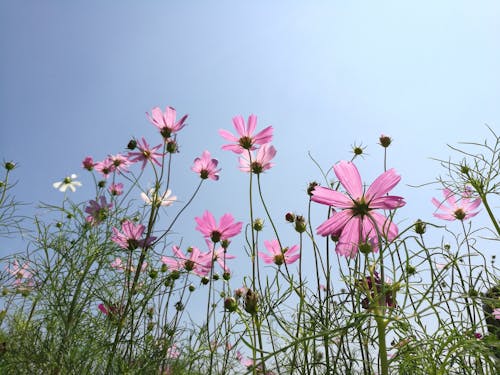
[1,1,499,275]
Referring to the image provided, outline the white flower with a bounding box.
[140,188,176,207]
[52,174,82,192]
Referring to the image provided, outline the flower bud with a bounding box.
[188,284,195,292]
[223,272,231,281]
[244,289,259,315]
[4,162,15,171]
[414,219,426,235]
[127,139,137,150]
[98,180,106,188]
[201,277,209,285]
[307,181,319,196]
[166,140,178,154]
[253,219,264,232]
[379,134,392,148]
[285,212,295,223]
[224,297,238,312]
[294,215,307,233]
[149,269,158,279]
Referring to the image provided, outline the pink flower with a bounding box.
[493,308,500,320]
[111,220,156,250]
[236,351,254,369]
[195,211,242,244]
[108,154,131,174]
[147,106,188,139]
[108,182,124,196]
[203,240,236,274]
[311,161,405,258]
[432,188,481,221]
[191,150,220,180]
[258,239,300,266]
[110,257,124,270]
[163,246,210,276]
[219,114,273,154]
[239,143,276,174]
[82,156,95,171]
[128,137,163,170]
[165,344,180,359]
[94,158,115,179]
[85,196,112,225]
[6,260,33,286]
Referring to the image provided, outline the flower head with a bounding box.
[128,137,163,170]
[162,246,210,276]
[191,150,221,180]
[258,239,300,266]
[94,158,115,179]
[203,240,236,274]
[195,211,242,244]
[493,307,500,320]
[85,196,112,225]
[82,156,95,171]
[219,114,273,154]
[6,260,33,286]
[53,174,82,192]
[108,154,131,174]
[432,188,481,221]
[111,220,156,250]
[311,161,405,258]
[239,143,276,174]
[141,188,177,207]
[108,182,124,196]
[147,106,188,140]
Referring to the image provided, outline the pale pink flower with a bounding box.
[107,154,131,174]
[311,161,405,258]
[432,188,481,221]
[111,220,156,250]
[166,344,180,359]
[82,156,95,171]
[492,308,500,320]
[85,196,112,225]
[219,114,273,154]
[6,260,33,286]
[191,150,220,180]
[236,351,254,368]
[141,188,177,207]
[147,106,188,139]
[258,239,300,266]
[203,240,236,274]
[239,143,276,174]
[163,245,210,276]
[194,211,242,243]
[110,257,124,270]
[128,137,163,170]
[94,158,115,179]
[108,182,124,196]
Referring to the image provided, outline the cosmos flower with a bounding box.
[202,240,236,274]
[82,156,95,171]
[163,245,210,276]
[219,114,273,154]
[194,211,242,243]
[147,106,188,140]
[140,188,177,207]
[108,182,124,196]
[258,239,300,266]
[311,161,405,258]
[111,220,156,250]
[85,196,112,225]
[53,174,82,192]
[191,150,220,180]
[431,188,481,221]
[239,143,276,174]
[6,260,33,286]
[492,308,500,320]
[128,137,163,170]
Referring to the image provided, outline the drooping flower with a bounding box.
[311,161,405,258]
[85,196,112,225]
[191,150,220,180]
[194,211,242,243]
[147,106,188,140]
[141,188,177,207]
[108,182,124,196]
[239,143,276,174]
[53,174,82,192]
[82,156,95,171]
[431,188,481,221]
[258,239,300,266]
[111,220,156,250]
[128,137,163,170]
[219,114,273,154]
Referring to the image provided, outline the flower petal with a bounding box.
[334,161,363,199]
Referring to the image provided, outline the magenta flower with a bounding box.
[195,211,242,243]
[191,150,221,180]
[258,239,300,266]
[111,220,156,250]
[108,182,124,196]
[85,196,112,225]
[431,188,481,221]
[219,114,273,154]
[311,161,405,258]
[239,143,276,174]
[147,106,188,139]
[82,156,95,171]
[128,137,163,170]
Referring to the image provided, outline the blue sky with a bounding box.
[1,1,499,274]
